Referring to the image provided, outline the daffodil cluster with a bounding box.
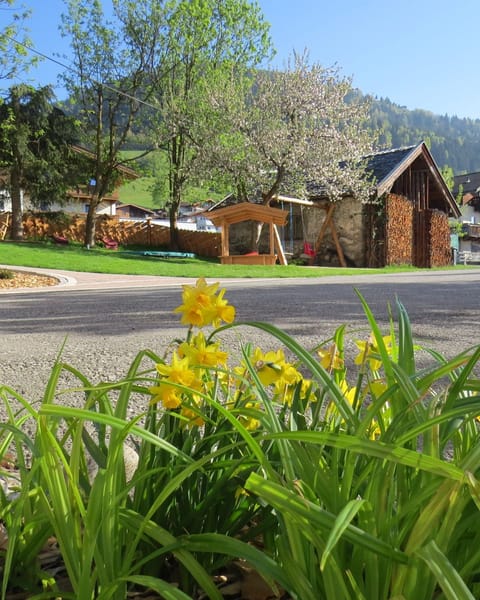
[173,278,235,328]
[149,279,317,428]
[317,331,396,438]
[149,279,398,435]
[235,347,314,409]
[149,331,229,426]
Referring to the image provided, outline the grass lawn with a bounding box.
[0,240,464,279]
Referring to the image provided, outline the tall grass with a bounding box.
[1,280,480,598]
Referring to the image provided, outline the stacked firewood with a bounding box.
[19,214,220,257]
[427,209,452,267]
[385,194,413,265]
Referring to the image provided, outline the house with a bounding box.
[452,171,480,253]
[0,145,139,216]
[116,203,157,220]
[276,142,461,267]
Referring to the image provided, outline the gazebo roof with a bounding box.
[207,202,288,227]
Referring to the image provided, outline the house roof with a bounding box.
[116,202,156,214]
[365,141,461,217]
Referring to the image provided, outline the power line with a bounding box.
[4,33,161,111]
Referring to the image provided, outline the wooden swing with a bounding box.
[300,205,316,258]
[207,202,289,265]
[274,195,347,267]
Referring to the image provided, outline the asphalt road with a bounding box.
[1,268,480,407]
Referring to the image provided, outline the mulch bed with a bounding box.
[0,270,59,289]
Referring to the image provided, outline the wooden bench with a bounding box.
[219,253,277,265]
[458,251,480,264]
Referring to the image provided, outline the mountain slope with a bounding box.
[368,96,480,173]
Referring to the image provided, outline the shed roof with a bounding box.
[208,143,461,219]
[207,202,288,226]
[365,142,461,217]
[365,145,416,186]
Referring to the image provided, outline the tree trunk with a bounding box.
[168,160,182,251]
[10,169,24,241]
[10,87,24,241]
[84,200,98,248]
[169,201,180,250]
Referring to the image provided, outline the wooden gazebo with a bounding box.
[207,202,288,265]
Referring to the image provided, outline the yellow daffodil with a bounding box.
[237,401,261,430]
[273,378,316,406]
[149,352,202,409]
[174,278,219,326]
[211,287,236,326]
[318,344,344,371]
[339,379,357,405]
[180,399,205,427]
[238,347,304,406]
[326,379,358,424]
[250,348,290,386]
[368,379,387,398]
[354,333,392,371]
[300,378,316,403]
[173,278,235,328]
[179,332,228,368]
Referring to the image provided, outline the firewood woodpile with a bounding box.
[385,194,413,265]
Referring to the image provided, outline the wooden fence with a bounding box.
[0,212,221,258]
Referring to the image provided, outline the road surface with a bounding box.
[1,268,479,409]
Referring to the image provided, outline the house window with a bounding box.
[84,204,90,213]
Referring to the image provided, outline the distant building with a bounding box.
[0,145,139,216]
[452,171,480,252]
[116,203,157,220]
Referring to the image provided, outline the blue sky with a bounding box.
[4,0,479,119]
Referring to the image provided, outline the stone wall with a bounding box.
[303,197,366,267]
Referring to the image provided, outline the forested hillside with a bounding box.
[368,96,480,174]
[123,94,480,176]
[65,91,480,186]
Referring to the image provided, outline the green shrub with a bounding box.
[1,280,480,599]
[0,269,14,280]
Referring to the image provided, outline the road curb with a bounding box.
[0,265,77,288]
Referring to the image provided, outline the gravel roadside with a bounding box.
[2,267,480,434]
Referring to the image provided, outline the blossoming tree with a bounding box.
[197,52,377,205]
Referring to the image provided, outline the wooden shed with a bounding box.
[207,202,288,265]
[277,142,462,268]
